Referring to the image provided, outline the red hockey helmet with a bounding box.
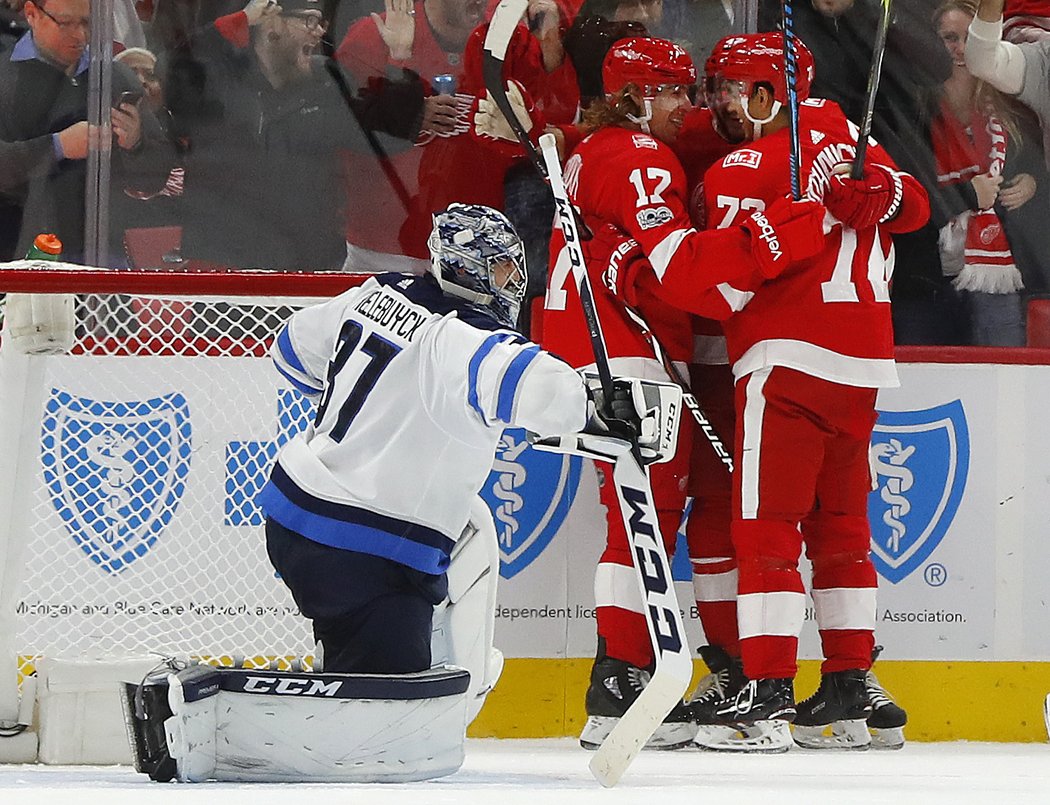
[602,36,697,97]
[714,32,815,104]
[704,35,748,79]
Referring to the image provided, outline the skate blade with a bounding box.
[869,726,905,749]
[580,715,695,751]
[694,720,793,753]
[793,719,872,750]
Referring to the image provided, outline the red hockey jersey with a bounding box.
[542,125,771,369]
[704,99,911,389]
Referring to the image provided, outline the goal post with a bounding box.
[0,263,367,762]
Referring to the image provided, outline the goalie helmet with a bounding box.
[602,36,696,97]
[428,204,528,328]
[712,32,815,105]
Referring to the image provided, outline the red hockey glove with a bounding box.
[741,197,826,279]
[824,162,904,230]
[587,223,648,307]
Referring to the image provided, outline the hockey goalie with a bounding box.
[121,203,681,783]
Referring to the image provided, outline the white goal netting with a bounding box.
[0,267,360,696]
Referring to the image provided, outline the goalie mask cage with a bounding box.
[0,263,366,740]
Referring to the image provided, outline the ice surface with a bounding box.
[0,738,1047,805]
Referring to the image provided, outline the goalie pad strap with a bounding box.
[183,666,469,701]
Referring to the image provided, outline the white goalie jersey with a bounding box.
[259,273,589,575]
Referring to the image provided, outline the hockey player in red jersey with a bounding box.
[539,35,827,751]
[679,34,930,750]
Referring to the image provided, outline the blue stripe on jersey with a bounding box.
[273,362,322,396]
[277,327,308,375]
[259,464,456,574]
[467,332,514,420]
[496,344,541,424]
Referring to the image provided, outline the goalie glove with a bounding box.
[533,374,682,465]
[741,196,826,279]
[825,162,904,231]
[472,80,545,157]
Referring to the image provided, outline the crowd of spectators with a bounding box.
[0,0,1048,345]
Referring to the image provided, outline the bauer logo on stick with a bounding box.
[867,400,969,584]
[42,390,192,574]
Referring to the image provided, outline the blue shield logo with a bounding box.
[41,390,192,574]
[480,429,582,579]
[867,400,969,584]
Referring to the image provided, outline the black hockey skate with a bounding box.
[579,653,695,750]
[713,677,796,724]
[691,647,792,752]
[793,669,872,750]
[867,646,907,749]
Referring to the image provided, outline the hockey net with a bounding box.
[0,263,367,706]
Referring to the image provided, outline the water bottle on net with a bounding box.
[6,233,75,354]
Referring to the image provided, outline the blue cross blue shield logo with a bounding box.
[480,428,583,579]
[41,389,192,574]
[867,400,969,584]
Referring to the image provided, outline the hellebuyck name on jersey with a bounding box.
[353,286,429,341]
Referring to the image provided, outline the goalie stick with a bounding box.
[483,9,691,781]
[540,133,692,788]
[851,0,893,179]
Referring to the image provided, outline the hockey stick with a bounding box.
[540,133,692,788]
[851,0,893,179]
[781,0,803,199]
[482,0,724,465]
[482,0,549,180]
[620,305,734,473]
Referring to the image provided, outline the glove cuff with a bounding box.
[878,169,904,224]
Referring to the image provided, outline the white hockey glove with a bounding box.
[474,81,533,143]
[533,374,682,465]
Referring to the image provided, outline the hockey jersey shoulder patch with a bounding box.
[722,149,763,169]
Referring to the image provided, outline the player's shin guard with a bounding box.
[733,520,806,680]
[691,557,740,657]
[123,663,472,782]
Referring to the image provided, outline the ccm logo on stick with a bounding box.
[622,486,684,654]
[242,676,344,696]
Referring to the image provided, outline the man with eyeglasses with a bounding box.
[162,0,426,270]
[0,0,172,262]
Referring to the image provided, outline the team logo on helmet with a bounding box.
[480,428,582,578]
[42,390,192,573]
[867,401,970,584]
